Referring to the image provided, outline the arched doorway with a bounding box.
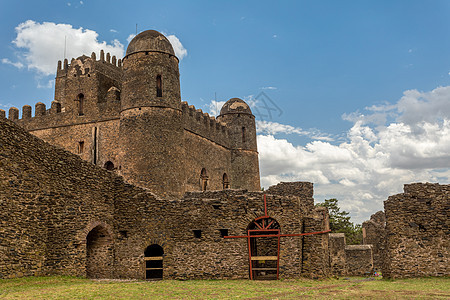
[144,244,163,280]
[247,217,281,280]
[86,225,113,278]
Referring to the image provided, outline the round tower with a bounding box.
[217,98,261,191]
[119,30,185,198]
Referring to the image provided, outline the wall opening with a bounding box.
[193,230,202,238]
[242,127,246,143]
[86,225,113,279]
[247,217,281,280]
[145,244,163,280]
[104,161,115,171]
[78,141,84,154]
[200,168,208,191]
[222,173,230,189]
[156,75,162,97]
[219,229,228,237]
[77,93,85,116]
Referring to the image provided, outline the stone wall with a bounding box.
[362,211,385,272]
[0,117,329,279]
[383,183,450,278]
[345,245,373,276]
[329,233,347,276]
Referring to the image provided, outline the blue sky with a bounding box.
[1,1,450,223]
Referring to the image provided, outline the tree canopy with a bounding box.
[316,198,362,245]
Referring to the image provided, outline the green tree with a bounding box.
[316,198,362,245]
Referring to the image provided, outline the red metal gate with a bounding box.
[224,194,330,280]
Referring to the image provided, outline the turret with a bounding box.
[119,30,185,198]
[217,98,260,190]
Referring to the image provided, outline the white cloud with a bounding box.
[110,29,118,33]
[165,34,187,60]
[261,86,277,90]
[1,58,24,69]
[258,85,450,223]
[11,20,125,76]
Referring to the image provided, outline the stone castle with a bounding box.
[9,30,260,199]
[0,30,448,280]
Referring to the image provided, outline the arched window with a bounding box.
[242,127,246,143]
[144,244,163,280]
[222,173,230,189]
[104,161,114,171]
[156,75,162,97]
[200,168,208,191]
[77,93,84,116]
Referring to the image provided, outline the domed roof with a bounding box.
[126,30,175,57]
[219,98,252,115]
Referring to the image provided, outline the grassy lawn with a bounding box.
[0,276,448,299]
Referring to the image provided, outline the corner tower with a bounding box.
[119,30,185,198]
[217,98,260,190]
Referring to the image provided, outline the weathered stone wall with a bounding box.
[1,117,329,280]
[362,211,385,272]
[383,183,450,278]
[345,245,373,276]
[0,117,118,278]
[183,131,232,192]
[329,233,347,276]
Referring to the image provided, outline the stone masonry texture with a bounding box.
[382,183,449,278]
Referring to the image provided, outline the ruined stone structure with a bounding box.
[0,30,331,280]
[2,29,448,281]
[362,211,385,272]
[382,183,449,278]
[329,233,374,277]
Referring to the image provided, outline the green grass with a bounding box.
[0,276,448,299]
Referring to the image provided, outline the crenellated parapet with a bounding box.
[181,101,230,148]
[56,50,122,79]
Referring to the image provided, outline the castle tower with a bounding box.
[217,98,261,190]
[119,30,185,198]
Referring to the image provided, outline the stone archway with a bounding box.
[86,225,113,278]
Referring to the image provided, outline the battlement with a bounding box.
[181,101,230,148]
[56,50,122,78]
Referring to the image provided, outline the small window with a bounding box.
[193,230,202,238]
[200,168,208,191]
[77,93,84,116]
[104,161,115,171]
[242,127,246,143]
[222,173,230,189]
[219,229,228,238]
[78,141,84,154]
[156,75,162,97]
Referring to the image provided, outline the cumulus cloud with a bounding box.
[165,34,187,60]
[258,86,450,223]
[11,20,125,75]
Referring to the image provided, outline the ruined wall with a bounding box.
[383,183,450,278]
[1,117,329,280]
[362,211,385,272]
[113,182,328,280]
[0,118,118,277]
[345,245,373,276]
[329,233,347,276]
